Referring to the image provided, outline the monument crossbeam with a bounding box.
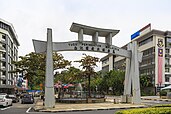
[33,40,131,58]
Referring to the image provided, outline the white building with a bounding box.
[0,18,20,85]
[101,24,171,92]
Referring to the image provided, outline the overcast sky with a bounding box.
[1,0,171,71]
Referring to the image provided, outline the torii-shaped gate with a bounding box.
[33,23,143,108]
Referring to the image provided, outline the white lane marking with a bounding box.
[26,107,46,113]
[26,107,32,113]
[1,106,11,111]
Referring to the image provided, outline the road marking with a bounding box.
[26,107,32,113]
[1,107,11,111]
[26,107,46,113]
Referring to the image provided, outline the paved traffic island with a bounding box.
[33,99,146,112]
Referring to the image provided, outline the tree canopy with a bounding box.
[11,52,71,89]
[75,54,99,97]
[54,67,82,84]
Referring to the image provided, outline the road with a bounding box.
[0,103,119,114]
[142,99,171,106]
[0,99,170,114]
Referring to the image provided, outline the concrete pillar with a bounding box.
[131,41,141,104]
[92,32,98,43]
[105,33,112,45]
[78,29,83,42]
[124,43,132,95]
[45,28,55,108]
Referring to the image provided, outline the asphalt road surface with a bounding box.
[0,104,119,114]
[0,99,171,114]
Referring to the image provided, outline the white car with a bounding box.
[0,93,13,107]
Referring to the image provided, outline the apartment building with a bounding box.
[101,24,171,91]
[0,18,20,85]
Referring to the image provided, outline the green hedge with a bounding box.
[152,104,171,107]
[115,105,171,114]
[160,90,167,96]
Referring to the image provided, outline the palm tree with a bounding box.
[75,54,99,98]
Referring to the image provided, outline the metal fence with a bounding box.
[58,91,105,99]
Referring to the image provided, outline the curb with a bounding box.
[33,98,155,113]
[141,98,171,102]
[33,105,147,112]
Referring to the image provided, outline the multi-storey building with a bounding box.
[101,24,171,91]
[0,18,20,85]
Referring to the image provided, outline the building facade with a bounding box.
[101,24,171,91]
[0,18,20,85]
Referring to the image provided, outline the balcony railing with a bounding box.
[0,39,6,44]
[0,75,6,80]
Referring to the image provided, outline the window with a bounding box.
[165,77,170,82]
[139,36,153,47]
[2,80,6,84]
[165,58,170,65]
[2,44,6,49]
[2,35,6,40]
[166,49,170,54]
[143,47,154,56]
[166,37,171,47]
[103,59,109,65]
[2,71,6,75]
[165,68,170,72]
[166,37,171,43]
[2,53,6,58]
[2,62,6,67]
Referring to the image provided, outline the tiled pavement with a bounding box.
[34,97,146,112]
[33,96,171,112]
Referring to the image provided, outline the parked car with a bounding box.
[21,94,34,104]
[19,91,28,99]
[8,94,19,103]
[0,93,13,107]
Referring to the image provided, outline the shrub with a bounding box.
[115,107,171,114]
[160,90,167,96]
[153,104,171,107]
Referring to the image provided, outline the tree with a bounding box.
[140,75,153,88]
[54,66,82,84]
[90,71,103,91]
[11,52,71,89]
[140,75,154,96]
[110,70,125,95]
[75,54,99,97]
[98,71,111,94]
[98,70,125,95]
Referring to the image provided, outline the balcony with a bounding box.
[164,82,170,85]
[0,57,5,62]
[140,62,155,68]
[0,46,6,52]
[142,53,155,59]
[165,72,171,75]
[0,75,6,80]
[0,39,6,44]
[0,66,6,71]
